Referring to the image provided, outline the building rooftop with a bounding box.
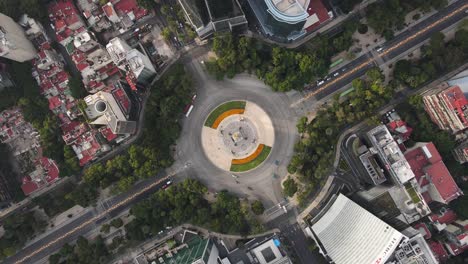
[367,125,415,185]
[311,194,405,264]
[265,0,310,22]
[249,237,291,264]
[404,142,463,204]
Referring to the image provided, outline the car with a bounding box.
[325,75,331,81]
[333,72,339,77]
[192,94,197,102]
[162,179,172,189]
[376,46,384,53]
[317,80,325,86]
[341,67,347,72]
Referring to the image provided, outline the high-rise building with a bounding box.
[84,90,136,134]
[246,0,333,42]
[309,194,438,264]
[106,37,156,89]
[423,85,468,134]
[178,0,248,39]
[0,13,37,62]
[367,125,415,186]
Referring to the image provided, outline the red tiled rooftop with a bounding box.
[101,127,118,142]
[40,157,59,183]
[112,86,131,114]
[77,62,89,71]
[413,222,432,239]
[440,86,468,126]
[48,96,62,110]
[429,209,457,225]
[21,177,39,196]
[428,241,448,262]
[405,142,462,204]
[55,19,66,31]
[305,0,330,32]
[102,4,115,17]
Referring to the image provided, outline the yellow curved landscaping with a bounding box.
[212,109,245,129]
[232,144,265,165]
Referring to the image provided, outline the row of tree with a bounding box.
[394,29,468,88]
[125,179,260,242]
[206,24,357,92]
[366,0,448,40]
[289,67,394,205]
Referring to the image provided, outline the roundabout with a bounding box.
[201,101,274,172]
[176,59,299,206]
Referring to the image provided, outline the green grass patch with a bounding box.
[204,101,246,127]
[230,146,271,172]
[405,183,421,204]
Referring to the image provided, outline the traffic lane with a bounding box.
[380,0,467,51]
[280,223,326,264]
[4,211,96,264]
[315,60,373,100]
[384,3,468,60]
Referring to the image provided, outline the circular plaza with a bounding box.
[201,101,274,172]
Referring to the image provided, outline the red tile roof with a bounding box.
[40,157,59,183]
[305,0,331,32]
[21,177,39,195]
[429,209,457,225]
[428,241,448,262]
[48,96,62,110]
[114,0,148,19]
[405,142,462,204]
[100,127,118,142]
[413,223,431,239]
[440,86,468,127]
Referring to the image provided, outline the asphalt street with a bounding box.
[302,0,468,102]
[5,1,468,263]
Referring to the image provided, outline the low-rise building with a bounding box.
[247,236,292,264]
[102,0,149,33]
[404,142,463,205]
[76,0,112,32]
[453,139,468,164]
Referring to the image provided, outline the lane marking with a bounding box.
[291,3,468,107]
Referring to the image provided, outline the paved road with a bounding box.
[176,56,299,207]
[298,0,468,104]
[5,1,468,263]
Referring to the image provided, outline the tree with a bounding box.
[283,177,298,197]
[251,200,265,215]
[161,28,172,41]
[69,77,87,99]
[110,218,124,228]
[358,23,368,34]
[296,117,308,133]
[100,224,111,234]
[137,0,155,10]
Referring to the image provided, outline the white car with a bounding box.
[333,72,339,77]
[376,47,384,53]
[317,80,325,86]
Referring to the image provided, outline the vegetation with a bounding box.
[0,0,48,22]
[48,236,109,264]
[81,64,193,193]
[125,179,259,240]
[394,31,468,88]
[136,0,156,10]
[230,146,272,172]
[158,4,196,43]
[283,177,298,197]
[336,0,364,13]
[366,0,448,39]
[32,181,76,218]
[251,200,265,215]
[452,181,468,220]
[204,101,246,127]
[207,25,357,92]
[0,144,24,202]
[0,211,47,260]
[69,76,87,99]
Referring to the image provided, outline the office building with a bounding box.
[310,194,438,264]
[0,13,37,62]
[246,0,332,42]
[247,236,292,264]
[84,91,136,135]
[367,125,415,186]
[178,0,248,39]
[423,85,468,134]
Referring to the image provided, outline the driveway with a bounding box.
[175,57,300,207]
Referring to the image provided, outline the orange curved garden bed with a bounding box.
[212,109,245,129]
[232,144,265,165]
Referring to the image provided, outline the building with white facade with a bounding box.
[248,236,292,264]
[84,91,136,134]
[106,37,156,88]
[310,194,405,264]
[0,13,37,62]
[246,0,332,42]
[310,194,438,264]
[367,125,415,185]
